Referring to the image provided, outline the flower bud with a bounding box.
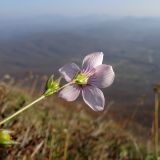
[0,130,16,146]
[154,84,160,93]
[44,75,61,97]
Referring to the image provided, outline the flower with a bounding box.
[58,52,115,111]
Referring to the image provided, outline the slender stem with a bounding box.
[0,81,74,126]
[155,92,159,157]
[0,95,45,126]
[63,129,69,160]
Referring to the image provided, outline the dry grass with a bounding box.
[0,82,157,160]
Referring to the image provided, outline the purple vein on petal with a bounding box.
[59,84,81,101]
[82,85,105,111]
[59,63,80,82]
[82,52,103,71]
[88,64,115,88]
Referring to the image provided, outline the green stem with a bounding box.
[0,95,45,126]
[155,92,159,157]
[0,81,74,126]
[63,129,69,160]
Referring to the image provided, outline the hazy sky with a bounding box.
[0,0,160,17]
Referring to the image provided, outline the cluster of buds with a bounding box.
[44,75,61,97]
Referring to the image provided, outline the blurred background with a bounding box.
[0,0,160,159]
[0,0,160,124]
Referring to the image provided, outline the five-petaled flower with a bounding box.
[59,52,115,111]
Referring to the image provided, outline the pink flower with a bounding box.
[59,52,115,111]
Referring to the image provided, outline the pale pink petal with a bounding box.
[59,63,80,82]
[82,85,105,111]
[82,52,103,71]
[88,64,115,88]
[59,84,81,101]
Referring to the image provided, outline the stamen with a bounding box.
[74,73,88,85]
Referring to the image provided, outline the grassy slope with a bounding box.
[0,82,156,160]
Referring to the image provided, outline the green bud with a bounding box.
[44,75,61,97]
[0,130,16,146]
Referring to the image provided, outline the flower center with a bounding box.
[74,73,88,85]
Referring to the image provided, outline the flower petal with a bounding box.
[82,85,105,111]
[59,84,81,101]
[82,52,103,71]
[59,63,80,82]
[88,64,115,88]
